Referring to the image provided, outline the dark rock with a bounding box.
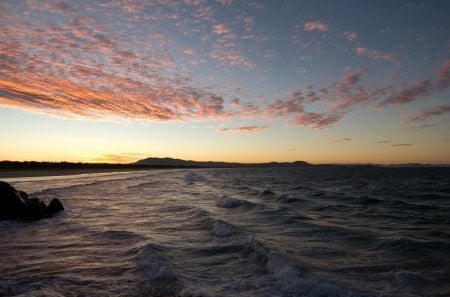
[18,190,28,199]
[0,181,27,218]
[48,198,64,213]
[0,181,64,220]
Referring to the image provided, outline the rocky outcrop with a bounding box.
[48,197,64,213]
[0,181,64,220]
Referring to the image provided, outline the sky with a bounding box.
[0,0,449,164]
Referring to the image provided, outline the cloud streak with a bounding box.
[378,60,450,108]
[378,80,433,107]
[220,125,270,134]
[331,138,352,143]
[407,105,450,122]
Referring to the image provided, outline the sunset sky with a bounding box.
[1,0,449,164]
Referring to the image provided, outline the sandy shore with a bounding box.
[0,168,154,179]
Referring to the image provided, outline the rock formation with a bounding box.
[0,181,64,220]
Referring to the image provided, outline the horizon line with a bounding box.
[1,159,450,167]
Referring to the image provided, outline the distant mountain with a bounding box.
[135,157,312,168]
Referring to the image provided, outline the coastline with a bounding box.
[0,168,155,179]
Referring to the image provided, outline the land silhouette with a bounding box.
[0,158,312,171]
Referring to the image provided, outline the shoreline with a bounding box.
[1,164,448,179]
[0,168,156,179]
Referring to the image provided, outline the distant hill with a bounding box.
[0,161,153,170]
[135,157,312,168]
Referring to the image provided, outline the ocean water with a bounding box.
[1,167,449,297]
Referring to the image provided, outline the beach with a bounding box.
[0,168,154,179]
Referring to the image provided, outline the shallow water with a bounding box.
[1,167,449,297]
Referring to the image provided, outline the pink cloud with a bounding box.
[304,21,328,32]
[247,1,265,10]
[243,16,255,31]
[377,80,433,107]
[355,47,400,64]
[182,48,196,55]
[436,59,450,89]
[192,4,215,21]
[265,68,396,129]
[112,50,137,64]
[377,60,450,108]
[0,30,232,122]
[184,0,206,5]
[240,103,261,118]
[93,33,116,49]
[230,99,240,107]
[316,69,378,109]
[343,31,357,41]
[216,0,233,5]
[407,105,450,122]
[213,23,231,35]
[0,2,249,123]
[209,43,255,69]
[267,95,303,118]
[2,0,449,135]
[295,112,341,129]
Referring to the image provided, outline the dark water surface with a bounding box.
[1,167,449,297]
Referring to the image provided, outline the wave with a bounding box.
[136,243,214,297]
[209,219,236,237]
[240,237,368,296]
[10,287,65,297]
[216,196,244,208]
[374,236,450,254]
[355,196,384,205]
[191,207,238,238]
[126,180,160,190]
[161,202,370,296]
[136,243,178,281]
[261,189,275,196]
[276,194,306,204]
[184,172,206,184]
[3,167,449,297]
[142,205,369,296]
[215,196,257,210]
[95,230,145,244]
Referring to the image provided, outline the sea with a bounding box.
[0,166,449,297]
